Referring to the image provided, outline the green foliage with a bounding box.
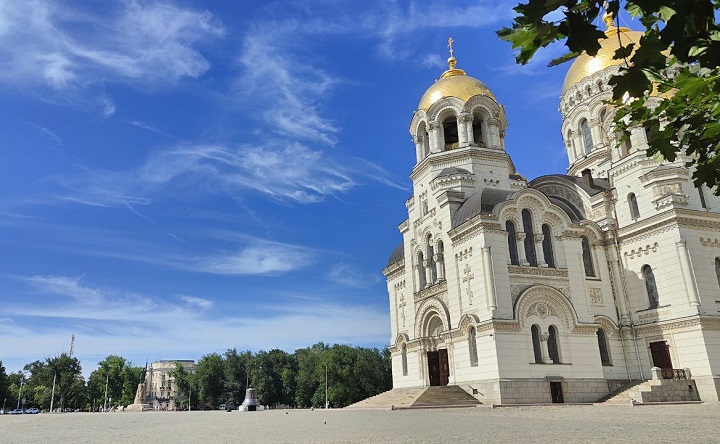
[498,0,720,191]
[194,353,224,408]
[0,360,8,408]
[87,355,141,408]
[20,353,84,410]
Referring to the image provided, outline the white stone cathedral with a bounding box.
[383,27,720,404]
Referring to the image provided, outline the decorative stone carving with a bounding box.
[534,302,550,318]
[589,287,603,304]
[462,263,475,305]
[700,237,720,248]
[455,247,473,261]
[652,184,682,197]
[623,242,659,259]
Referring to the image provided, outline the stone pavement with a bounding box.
[1,403,718,443]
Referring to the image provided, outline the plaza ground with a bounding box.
[1,404,718,443]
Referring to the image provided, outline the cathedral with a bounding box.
[383,24,720,404]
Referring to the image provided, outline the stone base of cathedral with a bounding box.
[454,378,612,404]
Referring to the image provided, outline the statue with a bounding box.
[126,360,150,411]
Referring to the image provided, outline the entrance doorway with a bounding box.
[649,341,673,369]
[427,349,450,386]
[550,382,564,403]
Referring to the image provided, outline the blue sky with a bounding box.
[0,1,637,377]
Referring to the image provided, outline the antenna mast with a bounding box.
[69,334,75,357]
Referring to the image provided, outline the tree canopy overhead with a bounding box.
[498,0,720,192]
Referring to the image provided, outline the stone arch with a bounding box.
[426,97,464,123]
[409,109,428,136]
[515,285,578,331]
[593,315,619,337]
[394,332,410,347]
[415,297,451,338]
[458,313,480,332]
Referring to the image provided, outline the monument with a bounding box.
[125,362,151,412]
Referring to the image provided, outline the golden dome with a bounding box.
[418,41,496,111]
[562,26,643,94]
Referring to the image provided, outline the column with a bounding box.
[429,122,442,153]
[540,334,552,364]
[487,118,499,149]
[676,240,701,306]
[414,136,423,162]
[424,259,433,287]
[434,254,445,281]
[516,233,528,265]
[457,113,470,144]
[482,246,497,310]
[534,234,547,267]
[589,120,603,149]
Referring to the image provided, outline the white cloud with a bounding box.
[328,262,381,288]
[179,295,214,310]
[190,242,315,276]
[0,0,224,100]
[0,275,389,377]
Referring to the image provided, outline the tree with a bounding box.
[22,354,84,410]
[87,355,141,409]
[498,0,720,191]
[169,362,198,410]
[0,360,9,411]
[194,353,225,409]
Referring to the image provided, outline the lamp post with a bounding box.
[16,379,25,410]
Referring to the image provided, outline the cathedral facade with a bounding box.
[383,29,720,404]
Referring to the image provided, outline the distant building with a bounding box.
[146,360,195,410]
[384,26,720,404]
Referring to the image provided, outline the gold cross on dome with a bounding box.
[447,37,455,57]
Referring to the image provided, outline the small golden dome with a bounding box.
[418,38,496,111]
[418,67,496,111]
[562,26,643,94]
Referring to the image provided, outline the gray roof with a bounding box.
[547,196,582,222]
[532,174,610,197]
[386,242,404,267]
[451,188,516,228]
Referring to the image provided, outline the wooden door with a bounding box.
[550,382,564,403]
[438,349,450,386]
[427,351,441,386]
[649,341,673,369]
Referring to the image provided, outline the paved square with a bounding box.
[1,404,718,443]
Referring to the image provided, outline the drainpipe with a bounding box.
[607,188,645,380]
[602,189,632,382]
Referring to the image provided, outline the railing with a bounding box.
[660,368,687,380]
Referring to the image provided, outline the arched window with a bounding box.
[643,265,659,309]
[472,112,485,146]
[442,116,459,149]
[600,109,607,123]
[531,324,543,363]
[597,329,611,366]
[418,122,430,159]
[586,85,592,96]
[522,209,537,266]
[597,80,603,91]
[542,224,555,268]
[401,344,408,376]
[548,325,560,364]
[426,235,436,284]
[506,220,519,265]
[468,327,478,367]
[715,258,720,288]
[581,236,595,277]
[628,193,640,219]
[580,119,593,153]
[417,252,426,289]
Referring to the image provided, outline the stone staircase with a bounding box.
[596,380,645,404]
[412,386,481,407]
[345,386,480,409]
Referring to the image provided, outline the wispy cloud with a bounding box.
[328,262,381,288]
[0,0,224,111]
[189,241,315,275]
[0,275,389,376]
[179,295,214,310]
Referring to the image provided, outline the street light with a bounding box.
[16,378,25,410]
